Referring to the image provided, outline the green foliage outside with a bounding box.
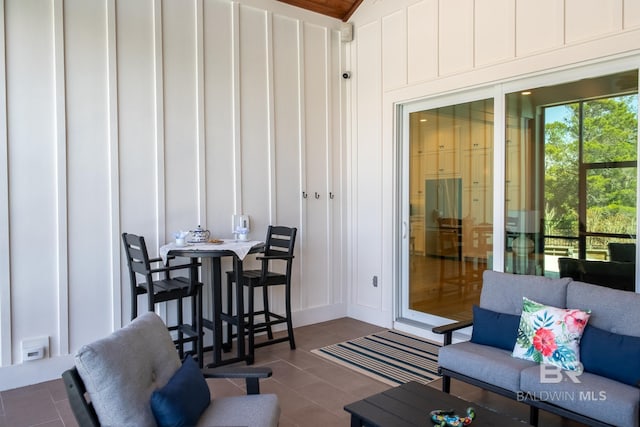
[544,95,638,248]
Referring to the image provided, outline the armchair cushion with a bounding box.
[151,355,210,427]
[198,394,280,427]
[74,312,181,427]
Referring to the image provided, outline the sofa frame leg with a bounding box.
[529,405,539,426]
[442,375,450,393]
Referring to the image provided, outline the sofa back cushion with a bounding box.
[567,281,640,337]
[74,312,182,427]
[480,270,570,315]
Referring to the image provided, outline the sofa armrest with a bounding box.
[202,367,273,395]
[432,320,473,346]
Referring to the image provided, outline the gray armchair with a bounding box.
[62,312,280,427]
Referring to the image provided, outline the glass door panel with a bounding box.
[408,99,494,322]
[505,70,638,279]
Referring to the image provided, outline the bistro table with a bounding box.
[160,239,263,368]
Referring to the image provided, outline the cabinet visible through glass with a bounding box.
[409,100,494,321]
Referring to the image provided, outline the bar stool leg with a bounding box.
[224,274,234,351]
[285,282,296,349]
[247,283,255,365]
[262,286,274,340]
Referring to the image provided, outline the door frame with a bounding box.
[396,86,499,328]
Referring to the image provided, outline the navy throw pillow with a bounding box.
[580,325,640,387]
[150,355,211,427]
[470,305,521,351]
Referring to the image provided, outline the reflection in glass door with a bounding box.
[407,99,494,322]
[504,70,638,283]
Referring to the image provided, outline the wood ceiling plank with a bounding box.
[277,0,363,21]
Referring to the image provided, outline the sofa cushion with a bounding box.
[197,394,280,427]
[439,341,536,392]
[567,281,640,336]
[580,325,640,386]
[74,312,181,427]
[151,355,211,427]
[512,297,590,371]
[520,365,640,427]
[480,271,570,315]
[470,305,521,351]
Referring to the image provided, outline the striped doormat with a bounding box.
[311,330,441,386]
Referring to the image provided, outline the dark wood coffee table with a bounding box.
[344,381,525,427]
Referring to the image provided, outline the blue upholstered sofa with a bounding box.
[434,271,640,427]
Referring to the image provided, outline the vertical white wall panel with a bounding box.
[516,0,564,56]
[382,10,407,90]
[330,29,344,306]
[162,0,199,235]
[65,0,112,350]
[566,0,623,43]
[6,0,59,363]
[475,0,515,66]
[439,0,474,75]
[106,0,121,331]
[239,5,270,237]
[354,21,382,309]
[624,0,640,28]
[302,22,330,308]
[272,14,302,309]
[203,0,235,238]
[0,0,10,366]
[116,0,159,323]
[407,0,437,84]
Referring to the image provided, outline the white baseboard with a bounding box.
[0,303,350,392]
[293,302,347,327]
[0,354,75,392]
[346,304,393,328]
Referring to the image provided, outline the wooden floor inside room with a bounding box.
[0,317,587,427]
[409,253,486,321]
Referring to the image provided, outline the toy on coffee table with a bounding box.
[430,407,475,426]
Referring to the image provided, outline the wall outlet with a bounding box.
[21,336,49,362]
[372,275,378,287]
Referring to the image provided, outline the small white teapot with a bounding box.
[189,225,210,243]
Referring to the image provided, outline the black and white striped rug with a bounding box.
[311,330,441,386]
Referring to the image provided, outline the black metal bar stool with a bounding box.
[122,232,204,365]
[222,225,297,363]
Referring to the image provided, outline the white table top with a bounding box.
[159,239,263,264]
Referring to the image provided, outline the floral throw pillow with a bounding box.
[512,297,591,371]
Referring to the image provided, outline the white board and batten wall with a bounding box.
[0,0,346,390]
[1,0,640,390]
[345,0,640,331]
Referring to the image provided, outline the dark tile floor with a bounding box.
[0,317,585,427]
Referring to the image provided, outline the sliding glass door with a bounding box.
[401,96,494,324]
[399,65,639,327]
